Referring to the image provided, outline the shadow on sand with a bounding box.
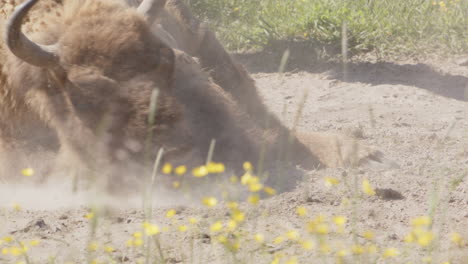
[234,42,468,102]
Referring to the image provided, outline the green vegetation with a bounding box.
[187,0,467,58]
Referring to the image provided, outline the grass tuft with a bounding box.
[188,0,467,58]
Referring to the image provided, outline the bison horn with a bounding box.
[137,0,166,24]
[5,0,59,68]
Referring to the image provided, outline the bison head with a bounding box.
[4,0,178,175]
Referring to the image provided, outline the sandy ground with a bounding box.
[0,55,467,263]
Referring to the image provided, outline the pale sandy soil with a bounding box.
[0,55,467,263]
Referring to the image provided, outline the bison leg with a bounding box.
[296,131,399,169]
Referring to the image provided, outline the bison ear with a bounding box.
[157,46,175,87]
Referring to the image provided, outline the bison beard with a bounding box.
[0,0,391,194]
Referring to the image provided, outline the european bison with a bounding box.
[0,0,390,191]
[129,0,391,169]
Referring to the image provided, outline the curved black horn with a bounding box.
[5,0,59,68]
[137,0,166,24]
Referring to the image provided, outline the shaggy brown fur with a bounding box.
[1,0,181,179]
[132,0,389,169]
[0,0,295,189]
[0,0,391,191]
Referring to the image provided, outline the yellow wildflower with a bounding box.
[296,206,307,216]
[189,217,198,224]
[272,236,284,244]
[241,172,254,185]
[202,197,218,207]
[247,194,260,205]
[228,241,240,252]
[21,168,34,177]
[316,223,329,235]
[125,239,134,247]
[192,166,209,177]
[333,216,346,226]
[207,162,225,173]
[133,238,143,247]
[231,209,245,222]
[243,161,253,171]
[417,231,434,247]
[411,216,432,227]
[178,225,188,232]
[229,241,240,252]
[362,179,376,195]
[249,182,263,192]
[450,232,464,247]
[85,212,94,220]
[143,222,160,236]
[226,201,239,210]
[175,165,187,175]
[351,245,365,255]
[307,221,317,233]
[2,236,14,243]
[104,245,115,253]
[226,220,237,231]
[162,163,172,174]
[216,235,228,244]
[88,241,99,251]
[263,186,277,196]
[87,241,99,251]
[337,249,348,257]
[12,203,22,211]
[166,209,177,218]
[324,177,340,187]
[271,257,280,264]
[412,227,425,236]
[301,240,314,250]
[363,230,375,240]
[286,230,299,240]
[10,247,24,256]
[29,240,40,246]
[382,248,399,258]
[254,233,264,243]
[210,221,223,232]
